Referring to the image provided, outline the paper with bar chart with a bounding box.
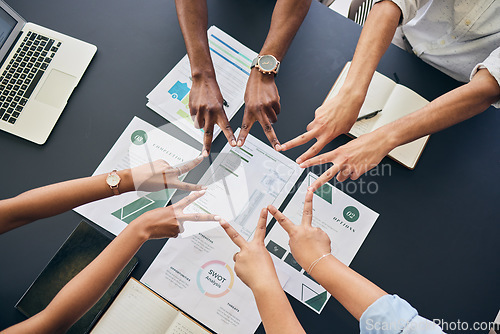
[74,117,200,236]
[147,26,257,144]
[264,172,379,313]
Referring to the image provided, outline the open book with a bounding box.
[326,62,430,169]
[90,278,210,334]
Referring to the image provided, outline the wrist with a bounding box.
[116,169,134,193]
[370,126,400,153]
[191,67,216,82]
[125,216,151,244]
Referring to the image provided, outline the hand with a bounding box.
[130,157,206,192]
[189,74,236,156]
[268,191,331,271]
[237,70,281,150]
[129,190,219,239]
[299,130,393,191]
[220,208,280,290]
[281,93,361,164]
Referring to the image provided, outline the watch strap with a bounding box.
[107,170,120,195]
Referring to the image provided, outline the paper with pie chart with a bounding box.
[141,226,289,334]
[74,116,200,236]
[264,172,379,313]
[147,25,257,144]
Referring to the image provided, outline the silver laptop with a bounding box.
[0,1,96,144]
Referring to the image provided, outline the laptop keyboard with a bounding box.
[0,31,61,124]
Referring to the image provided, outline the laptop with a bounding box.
[0,1,96,144]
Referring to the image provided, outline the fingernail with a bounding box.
[275,144,281,151]
[231,139,236,146]
[214,215,221,221]
[299,163,306,168]
[201,185,208,190]
[307,186,314,192]
[296,158,302,164]
[237,140,243,147]
[197,156,204,161]
[199,190,206,195]
[281,144,286,150]
[202,150,209,157]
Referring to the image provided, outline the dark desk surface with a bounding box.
[1,1,499,333]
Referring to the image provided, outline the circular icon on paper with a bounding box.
[196,260,234,298]
[131,130,147,145]
[343,206,360,222]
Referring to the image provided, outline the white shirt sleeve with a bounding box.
[470,47,500,108]
[359,294,445,334]
[372,0,430,25]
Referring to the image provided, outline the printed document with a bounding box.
[141,132,300,333]
[265,172,379,313]
[74,117,200,236]
[180,129,303,239]
[147,26,257,144]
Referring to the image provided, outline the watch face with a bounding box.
[107,174,120,187]
[258,55,277,71]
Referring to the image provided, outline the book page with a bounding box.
[373,84,429,169]
[91,279,179,334]
[165,313,210,334]
[327,62,396,123]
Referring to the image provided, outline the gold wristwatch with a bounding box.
[106,170,121,195]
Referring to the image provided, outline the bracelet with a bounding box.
[307,253,332,274]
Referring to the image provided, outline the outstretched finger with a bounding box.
[267,205,295,234]
[296,140,327,165]
[220,220,247,249]
[171,156,204,176]
[177,212,220,222]
[308,165,340,192]
[280,131,315,151]
[301,191,314,226]
[258,116,281,151]
[203,121,215,157]
[237,112,255,147]
[174,190,205,209]
[299,151,335,168]
[253,208,268,244]
[168,179,205,192]
[217,113,236,147]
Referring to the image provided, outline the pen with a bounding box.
[356,109,381,122]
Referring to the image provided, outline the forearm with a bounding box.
[174,0,214,77]
[252,281,305,334]
[311,256,386,320]
[378,68,500,148]
[4,224,147,334]
[0,170,134,234]
[258,0,311,60]
[341,1,401,102]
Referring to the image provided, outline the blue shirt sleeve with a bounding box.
[360,294,445,334]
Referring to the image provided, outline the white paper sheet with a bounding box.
[147,26,257,144]
[141,133,301,333]
[180,129,304,239]
[141,226,289,334]
[264,172,379,313]
[74,117,200,236]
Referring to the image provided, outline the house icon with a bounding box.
[168,81,190,101]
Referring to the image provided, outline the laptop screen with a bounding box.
[0,6,16,48]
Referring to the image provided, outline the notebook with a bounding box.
[326,61,430,169]
[90,278,211,334]
[0,0,96,144]
[15,221,138,334]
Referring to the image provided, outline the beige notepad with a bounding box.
[91,278,210,334]
[326,61,430,169]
